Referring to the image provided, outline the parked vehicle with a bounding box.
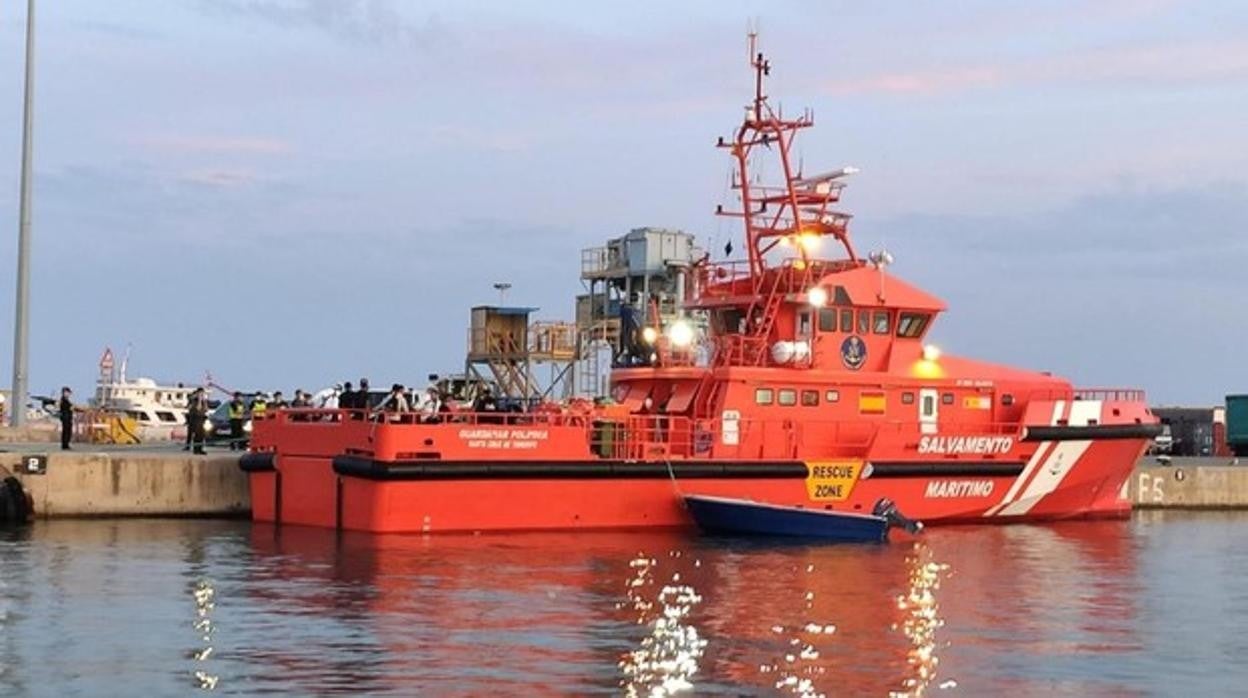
[1151,424,1174,455]
[1227,395,1248,457]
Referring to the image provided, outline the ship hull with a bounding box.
[241,435,1145,533]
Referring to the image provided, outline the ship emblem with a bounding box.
[841,335,867,370]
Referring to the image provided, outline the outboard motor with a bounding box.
[873,497,923,535]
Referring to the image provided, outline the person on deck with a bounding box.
[471,386,498,413]
[420,387,442,423]
[375,384,410,421]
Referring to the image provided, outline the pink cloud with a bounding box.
[824,67,1003,96]
[135,135,294,155]
[178,168,258,187]
[821,38,1248,97]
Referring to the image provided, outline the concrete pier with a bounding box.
[1131,460,1248,509]
[0,451,249,518]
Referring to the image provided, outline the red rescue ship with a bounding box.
[243,39,1159,533]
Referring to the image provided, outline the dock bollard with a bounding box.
[0,465,32,525]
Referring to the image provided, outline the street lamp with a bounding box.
[9,0,36,427]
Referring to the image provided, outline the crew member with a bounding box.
[58,386,75,451]
[251,394,269,423]
[339,382,354,410]
[227,392,246,451]
[271,391,288,409]
[354,379,371,412]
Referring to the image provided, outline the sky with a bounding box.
[0,0,1244,405]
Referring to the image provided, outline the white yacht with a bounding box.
[90,347,197,442]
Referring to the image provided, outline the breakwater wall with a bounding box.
[1131,461,1248,509]
[0,452,249,519]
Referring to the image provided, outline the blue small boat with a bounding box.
[683,495,919,543]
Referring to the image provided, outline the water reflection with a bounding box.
[11,514,1248,695]
[191,580,218,690]
[891,544,949,697]
[618,553,707,696]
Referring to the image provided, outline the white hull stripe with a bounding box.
[984,400,1064,517]
[999,400,1102,517]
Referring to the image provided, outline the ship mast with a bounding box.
[716,33,859,279]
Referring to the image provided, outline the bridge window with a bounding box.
[896,312,930,338]
[778,389,797,406]
[818,308,837,332]
[155,411,178,423]
[755,388,774,405]
[840,309,853,334]
[901,392,915,405]
[942,393,955,405]
[857,310,869,335]
[825,389,840,403]
[802,390,819,406]
[797,311,812,339]
[872,311,891,335]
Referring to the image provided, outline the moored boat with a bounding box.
[243,36,1159,534]
[683,495,893,543]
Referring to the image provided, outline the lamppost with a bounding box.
[9,0,36,427]
[493,282,511,306]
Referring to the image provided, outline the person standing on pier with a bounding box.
[188,388,209,455]
[227,392,246,451]
[58,387,75,450]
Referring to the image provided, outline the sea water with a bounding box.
[2,511,1246,696]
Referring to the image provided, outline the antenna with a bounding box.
[493,282,512,306]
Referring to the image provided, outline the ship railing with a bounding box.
[1019,387,1149,404]
[279,408,602,428]
[588,415,1026,461]
[711,334,770,366]
[257,409,1030,461]
[1072,387,1148,403]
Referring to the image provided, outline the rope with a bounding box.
[664,459,684,498]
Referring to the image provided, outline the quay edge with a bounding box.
[0,452,1245,520]
[0,451,249,519]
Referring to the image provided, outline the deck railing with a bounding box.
[255,408,1033,462]
[1073,387,1148,403]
